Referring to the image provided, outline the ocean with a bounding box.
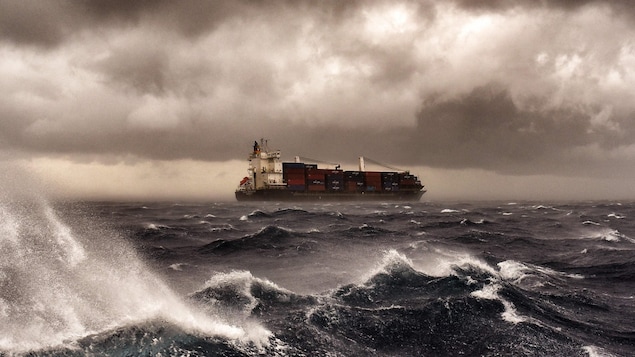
[1,199,634,356]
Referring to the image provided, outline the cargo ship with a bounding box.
[235,140,426,201]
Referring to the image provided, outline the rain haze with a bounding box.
[2,0,635,201]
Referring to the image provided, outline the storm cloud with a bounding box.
[1,0,634,199]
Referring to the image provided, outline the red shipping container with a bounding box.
[345,182,360,192]
[285,173,306,180]
[286,178,306,186]
[306,173,326,180]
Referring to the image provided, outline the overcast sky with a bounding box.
[1,0,635,201]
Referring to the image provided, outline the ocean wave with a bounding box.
[334,224,397,239]
[198,226,318,255]
[270,208,310,217]
[190,270,314,317]
[302,250,588,355]
[470,282,527,324]
[441,208,460,213]
[144,222,172,230]
[28,317,280,357]
[460,218,489,225]
[587,228,633,242]
[208,223,236,233]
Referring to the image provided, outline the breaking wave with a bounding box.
[0,199,270,355]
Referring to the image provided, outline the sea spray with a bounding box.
[0,198,270,354]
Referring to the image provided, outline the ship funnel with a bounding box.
[359,156,365,172]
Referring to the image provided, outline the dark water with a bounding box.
[1,200,634,356]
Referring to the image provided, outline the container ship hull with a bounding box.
[235,140,426,202]
[235,188,425,202]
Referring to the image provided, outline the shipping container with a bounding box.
[345,171,363,177]
[283,162,305,169]
[326,174,343,183]
[345,181,364,192]
[383,181,400,191]
[285,171,306,177]
[286,178,306,186]
[285,174,306,180]
[283,168,306,174]
[399,179,417,186]
[306,173,326,180]
[366,180,382,187]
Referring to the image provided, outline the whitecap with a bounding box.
[209,224,235,233]
[330,211,344,218]
[498,260,583,282]
[582,345,617,357]
[533,205,551,210]
[470,283,526,324]
[497,260,529,282]
[169,263,187,271]
[441,209,459,213]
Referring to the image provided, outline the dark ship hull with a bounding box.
[235,188,425,202]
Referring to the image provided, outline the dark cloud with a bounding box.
[0,0,366,49]
[0,0,71,48]
[95,46,171,95]
[2,0,635,196]
[411,85,585,171]
[453,0,635,11]
[0,0,247,48]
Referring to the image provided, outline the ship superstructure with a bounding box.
[235,139,425,201]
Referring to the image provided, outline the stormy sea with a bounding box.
[1,199,634,356]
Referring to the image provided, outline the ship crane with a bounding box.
[296,156,341,170]
[361,157,408,173]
